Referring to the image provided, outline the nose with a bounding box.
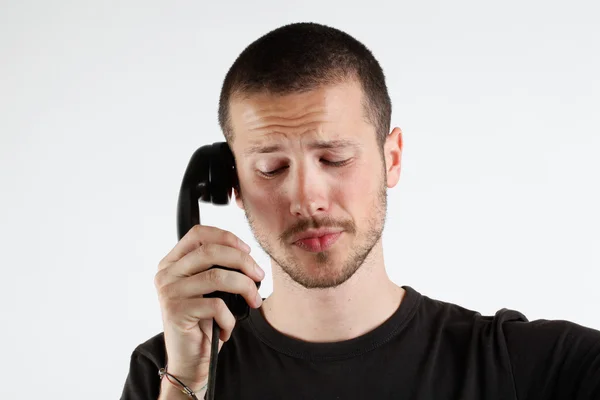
[288,162,329,218]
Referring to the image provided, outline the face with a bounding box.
[229,79,402,289]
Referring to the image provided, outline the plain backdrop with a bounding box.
[1,0,599,398]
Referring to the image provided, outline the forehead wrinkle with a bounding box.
[230,81,369,155]
[244,108,330,132]
[249,121,327,135]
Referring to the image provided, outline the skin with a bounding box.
[228,77,405,342]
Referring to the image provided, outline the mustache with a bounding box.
[282,217,355,242]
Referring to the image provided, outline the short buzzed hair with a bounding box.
[218,22,392,153]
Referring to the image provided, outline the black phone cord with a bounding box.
[205,319,220,400]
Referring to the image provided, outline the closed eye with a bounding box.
[260,158,352,178]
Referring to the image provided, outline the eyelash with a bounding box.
[260,159,351,178]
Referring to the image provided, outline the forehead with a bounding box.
[229,80,369,152]
[243,138,361,157]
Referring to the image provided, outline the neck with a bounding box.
[259,241,405,343]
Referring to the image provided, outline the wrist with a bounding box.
[159,366,208,399]
[160,376,208,399]
[158,378,206,400]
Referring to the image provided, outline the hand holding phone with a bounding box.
[154,224,264,390]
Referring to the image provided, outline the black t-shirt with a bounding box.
[120,286,600,399]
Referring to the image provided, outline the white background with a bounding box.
[1,1,599,398]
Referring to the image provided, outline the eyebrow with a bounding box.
[243,139,360,156]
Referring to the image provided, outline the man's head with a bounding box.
[218,22,402,290]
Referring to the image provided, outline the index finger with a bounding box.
[158,224,251,270]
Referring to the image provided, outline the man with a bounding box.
[121,22,600,399]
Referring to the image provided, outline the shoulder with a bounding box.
[129,331,166,369]
[418,291,600,364]
[504,313,600,398]
[120,332,166,399]
[416,291,529,334]
[426,294,600,358]
[484,308,600,398]
[498,309,600,359]
[479,308,600,362]
[418,290,600,345]
[501,312,600,365]
[420,292,600,397]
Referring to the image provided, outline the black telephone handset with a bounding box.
[176,141,260,399]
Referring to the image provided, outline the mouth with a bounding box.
[293,231,343,253]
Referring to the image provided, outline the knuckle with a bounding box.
[200,243,216,258]
[157,281,175,300]
[206,268,223,284]
[191,224,203,235]
[212,297,226,313]
[159,293,176,314]
[157,257,172,272]
[153,270,166,289]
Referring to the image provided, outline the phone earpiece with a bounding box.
[176,142,260,321]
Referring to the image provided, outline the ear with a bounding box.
[384,127,403,188]
[234,187,245,210]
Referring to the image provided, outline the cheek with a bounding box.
[339,169,376,204]
[243,184,283,218]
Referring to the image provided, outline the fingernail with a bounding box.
[255,292,263,307]
[255,264,265,279]
[240,240,251,253]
